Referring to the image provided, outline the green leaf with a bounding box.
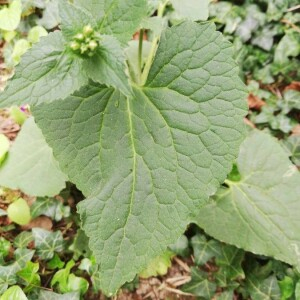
[278,276,294,300]
[170,0,209,21]
[246,275,281,300]
[96,0,148,43]
[39,290,80,300]
[14,232,33,249]
[139,250,174,278]
[9,106,27,125]
[73,0,148,42]
[191,235,221,266]
[11,39,31,66]
[168,235,189,257]
[33,21,247,295]
[0,285,28,300]
[47,254,65,270]
[16,261,41,292]
[0,134,9,165]
[67,274,89,295]
[7,198,31,226]
[37,0,59,29]
[282,135,300,167]
[0,249,34,293]
[0,32,87,107]
[51,260,76,293]
[196,130,300,270]
[27,26,48,44]
[83,35,131,96]
[182,267,216,298]
[59,0,97,41]
[32,228,64,260]
[31,197,70,221]
[0,0,22,31]
[215,245,245,283]
[0,238,11,259]
[0,118,67,196]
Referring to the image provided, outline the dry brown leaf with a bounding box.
[22,216,53,231]
[284,81,300,92]
[248,93,265,110]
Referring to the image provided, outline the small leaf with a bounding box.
[278,276,294,300]
[196,130,300,270]
[39,290,80,300]
[16,261,40,292]
[170,0,209,21]
[67,274,89,295]
[0,31,87,107]
[0,238,11,259]
[0,0,22,31]
[7,198,31,226]
[169,235,190,257]
[191,235,221,266]
[84,35,131,96]
[27,26,48,44]
[11,39,31,65]
[51,260,75,293]
[182,267,216,298]
[59,0,96,41]
[0,118,67,196]
[139,251,174,278]
[0,285,28,300]
[9,106,27,125]
[0,134,9,165]
[47,254,65,270]
[246,275,280,300]
[32,228,64,260]
[31,197,70,221]
[14,232,33,249]
[37,0,59,29]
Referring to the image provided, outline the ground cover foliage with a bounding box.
[0,0,299,299]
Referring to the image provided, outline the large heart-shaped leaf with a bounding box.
[196,130,300,270]
[33,21,247,295]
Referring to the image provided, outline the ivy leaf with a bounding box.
[39,290,80,300]
[0,249,34,293]
[282,135,300,167]
[182,267,216,298]
[14,232,33,249]
[170,0,210,21]
[191,235,221,266]
[33,22,247,295]
[32,228,64,260]
[0,285,28,300]
[83,35,132,96]
[37,0,60,30]
[0,118,67,196]
[196,130,300,270]
[16,261,41,292]
[31,197,70,221]
[0,32,87,107]
[0,0,22,31]
[246,275,281,300]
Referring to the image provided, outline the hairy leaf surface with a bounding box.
[196,130,300,269]
[33,22,247,294]
[0,118,67,196]
[0,32,87,107]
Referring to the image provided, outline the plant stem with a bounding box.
[138,29,144,84]
[141,0,168,85]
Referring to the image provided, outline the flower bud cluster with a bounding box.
[69,25,99,57]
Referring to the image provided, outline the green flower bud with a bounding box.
[74,33,84,41]
[80,44,88,54]
[83,25,93,36]
[70,41,80,51]
[88,40,98,51]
